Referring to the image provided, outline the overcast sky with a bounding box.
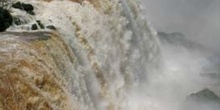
[142,0,220,53]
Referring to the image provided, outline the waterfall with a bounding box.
[0,0,162,110]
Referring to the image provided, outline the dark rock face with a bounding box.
[0,7,13,32]
[23,4,34,12]
[12,2,35,15]
[13,17,22,25]
[36,20,45,29]
[31,24,38,30]
[46,25,57,30]
[180,89,220,110]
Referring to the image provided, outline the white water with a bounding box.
[5,0,219,110]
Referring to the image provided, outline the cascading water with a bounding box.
[0,0,161,110]
[0,0,219,110]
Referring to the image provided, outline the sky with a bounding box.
[142,0,220,53]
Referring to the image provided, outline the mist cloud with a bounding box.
[141,0,220,53]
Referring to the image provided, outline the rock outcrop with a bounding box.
[180,89,220,110]
[0,8,12,32]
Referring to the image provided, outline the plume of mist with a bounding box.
[123,31,220,110]
[122,0,220,109]
[141,0,220,53]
